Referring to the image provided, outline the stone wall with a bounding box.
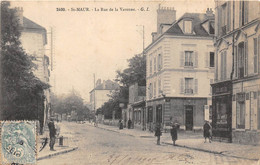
[232,131,260,145]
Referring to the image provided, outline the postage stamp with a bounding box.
[0,121,37,165]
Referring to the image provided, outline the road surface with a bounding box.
[38,122,257,165]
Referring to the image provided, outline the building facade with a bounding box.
[15,7,51,132]
[89,79,120,112]
[126,83,146,130]
[146,7,215,131]
[213,1,260,144]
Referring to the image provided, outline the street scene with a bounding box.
[0,0,260,164]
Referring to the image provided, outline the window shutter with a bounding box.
[232,100,236,129]
[245,94,250,130]
[194,51,198,68]
[194,79,198,94]
[180,78,184,94]
[218,6,222,36]
[254,38,257,73]
[239,1,242,26]
[205,52,209,68]
[234,46,238,78]
[244,41,248,76]
[227,1,231,32]
[245,1,248,24]
[224,51,227,79]
[210,79,213,95]
[180,51,184,67]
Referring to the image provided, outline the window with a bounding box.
[210,52,215,67]
[221,3,227,34]
[184,20,192,34]
[238,42,245,78]
[185,78,193,94]
[149,83,153,99]
[209,21,215,35]
[216,102,227,124]
[154,82,156,97]
[148,107,153,122]
[154,57,156,73]
[158,54,162,71]
[149,59,152,75]
[254,38,258,73]
[185,51,194,66]
[158,78,161,95]
[240,1,248,26]
[156,105,162,123]
[237,101,245,129]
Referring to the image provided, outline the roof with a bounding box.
[90,80,120,93]
[164,13,215,37]
[23,17,47,44]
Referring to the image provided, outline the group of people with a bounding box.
[154,120,212,145]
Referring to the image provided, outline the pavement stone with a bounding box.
[86,122,260,161]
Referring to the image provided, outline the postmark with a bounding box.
[0,121,36,164]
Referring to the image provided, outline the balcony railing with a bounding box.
[185,89,193,94]
[184,62,193,67]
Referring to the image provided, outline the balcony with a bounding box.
[185,89,193,94]
[184,62,193,67]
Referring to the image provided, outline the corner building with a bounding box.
[146,7,215,131]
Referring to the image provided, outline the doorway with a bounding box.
[185,105,193,130]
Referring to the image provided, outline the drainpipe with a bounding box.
[230,0,235,80]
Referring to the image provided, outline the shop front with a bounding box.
[211,80,232,142]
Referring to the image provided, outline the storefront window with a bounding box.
[237,101,245,129]
[216,103,227,124]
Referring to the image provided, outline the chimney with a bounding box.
[156,4,176,34]
[14,7,23,26]
[206,8,214,17]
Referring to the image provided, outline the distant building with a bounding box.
[89,79,120,112]
[125,83,146,130]
[145,6,215,131]
[212,1,260,144]
[15,7,51,132]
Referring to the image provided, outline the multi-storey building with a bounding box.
[146,7,215,131]
[15,7,51,132]
[212,1,260,144]
[89,79,120,112]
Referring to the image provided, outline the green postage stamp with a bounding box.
[0,121,37,165]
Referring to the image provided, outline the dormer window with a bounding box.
[184,20,192,34]
[209,21,214,35]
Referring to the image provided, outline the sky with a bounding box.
[10,0,215,103]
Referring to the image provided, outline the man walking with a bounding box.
[48,118,56,151]
[154,123,162,145]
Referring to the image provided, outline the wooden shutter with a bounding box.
[244,41,248,76]
[245,1,248,24]
[218,6,222,36]
[180,51,184,67]
[205,52,209,68]
[224,51,227,80]
[180,78,184,94]
[245,93,250,130]
[239,1,242,26]
[194,79,198,94]
[210,79,213,95]
[194,51,198,68]
[234,46,238,78]
[232,99,236,129]
[254,38,257,73]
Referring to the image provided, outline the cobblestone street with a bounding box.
[37,122,258,165]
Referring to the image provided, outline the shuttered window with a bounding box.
[244,41,248,76]
[158,54,162,71]
[154,57,156,73]
[220,51,227,80]
[235,46,238,78]
[254,38,258,73]
[180,78,184,94]
[194,79,198,94]
[149,59,152,76]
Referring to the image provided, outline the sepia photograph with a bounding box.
[0,0,260,164]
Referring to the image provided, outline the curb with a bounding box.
[162,142,259,161]
[37,147,78,161]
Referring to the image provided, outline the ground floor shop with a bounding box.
[146,97,208,131]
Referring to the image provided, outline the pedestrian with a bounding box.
[127,119,132,129]
[170,122,179,146]
[203,120,212,143]
[119,120,123,129]
[48,118,56,151]
[154,123,162,145]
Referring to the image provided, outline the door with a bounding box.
[185,105,193,130]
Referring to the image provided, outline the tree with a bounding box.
[1,1,50,120]
[115,54,146,87]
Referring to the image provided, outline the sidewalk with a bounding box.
[86,122,260,161]
[37,122,78,161]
